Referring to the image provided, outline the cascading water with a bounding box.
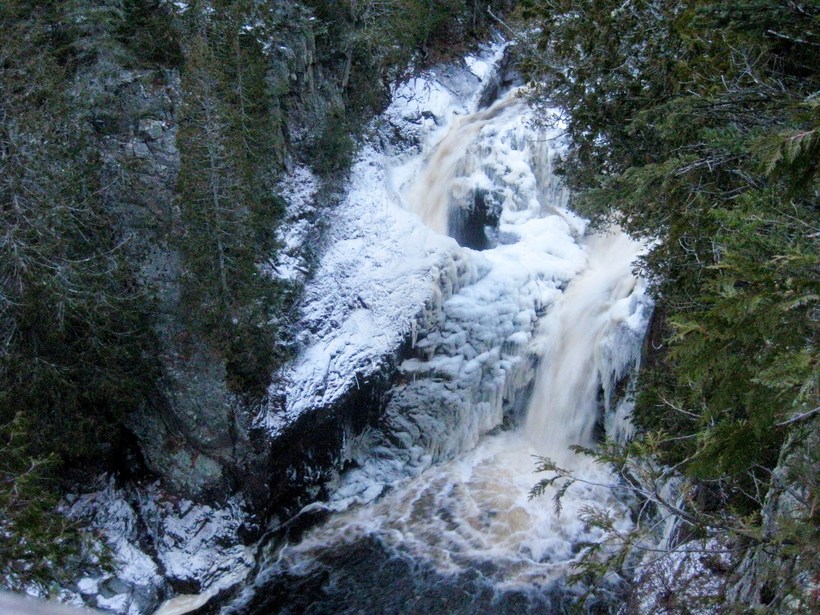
[221,53,652,615]
[525,230,646,464]
[405,92,527,237]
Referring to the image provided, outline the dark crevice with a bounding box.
[448,190,501,251]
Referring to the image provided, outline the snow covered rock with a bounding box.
[627,538,732,615]
[61,478,256,615]
[251,41,609,514]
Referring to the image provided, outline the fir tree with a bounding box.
[175,1,288,396]
[1,0,158,588]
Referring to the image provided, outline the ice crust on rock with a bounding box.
[265,165,319,285]
[62,480,163,615]
[631,537,732,614]
[257,42,516,438]
[383,45,502,145]
[143,489,254,591]
[257,153,470,437]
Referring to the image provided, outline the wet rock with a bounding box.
[725,424,818,612]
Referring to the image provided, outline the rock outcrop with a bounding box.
[107,2,347,504]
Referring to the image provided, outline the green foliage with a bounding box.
[1,0,158,462]
[55,0,182,70]
[175,1,290,397]
[58,0,133,69]
[0,413,86,591]
[309,112,356,173]
[1,0,159,588]
[121,0,184,66]
[46,0,182,136]
[519,0,819,608]
[305,1,514,121]
[307,0,486,59]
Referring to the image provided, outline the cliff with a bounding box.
[1,1,516,612]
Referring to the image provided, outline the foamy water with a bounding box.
[271,228,644,592]
[405,92,527,235]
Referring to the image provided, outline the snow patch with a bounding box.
[632,538,732,614]
[265,166,319,285]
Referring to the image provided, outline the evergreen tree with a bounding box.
[520,0,818,607]
[1,0,158,588]
[176,1,288,396]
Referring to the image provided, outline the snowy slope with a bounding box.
[258,43,516,437]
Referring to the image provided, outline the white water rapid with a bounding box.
[223,49,653,615]
[250,229,647,609]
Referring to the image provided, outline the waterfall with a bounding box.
[525,230,646,465]
[404,92,527,235]
[221,51,653,615]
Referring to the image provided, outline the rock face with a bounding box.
[252,42,571,517]
[54,5,378,611]
[90,64,245,501]
[86,1,354,505]
[62,4,524,613]
[61,478,256,615]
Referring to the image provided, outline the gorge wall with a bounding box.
[45,0,515,507]
[4,3,813,615]
[7,2,526,613]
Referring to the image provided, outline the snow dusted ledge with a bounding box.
[257,42,513,440]
[53,478,254,615]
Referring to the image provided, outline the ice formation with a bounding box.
[234,41,654,610]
